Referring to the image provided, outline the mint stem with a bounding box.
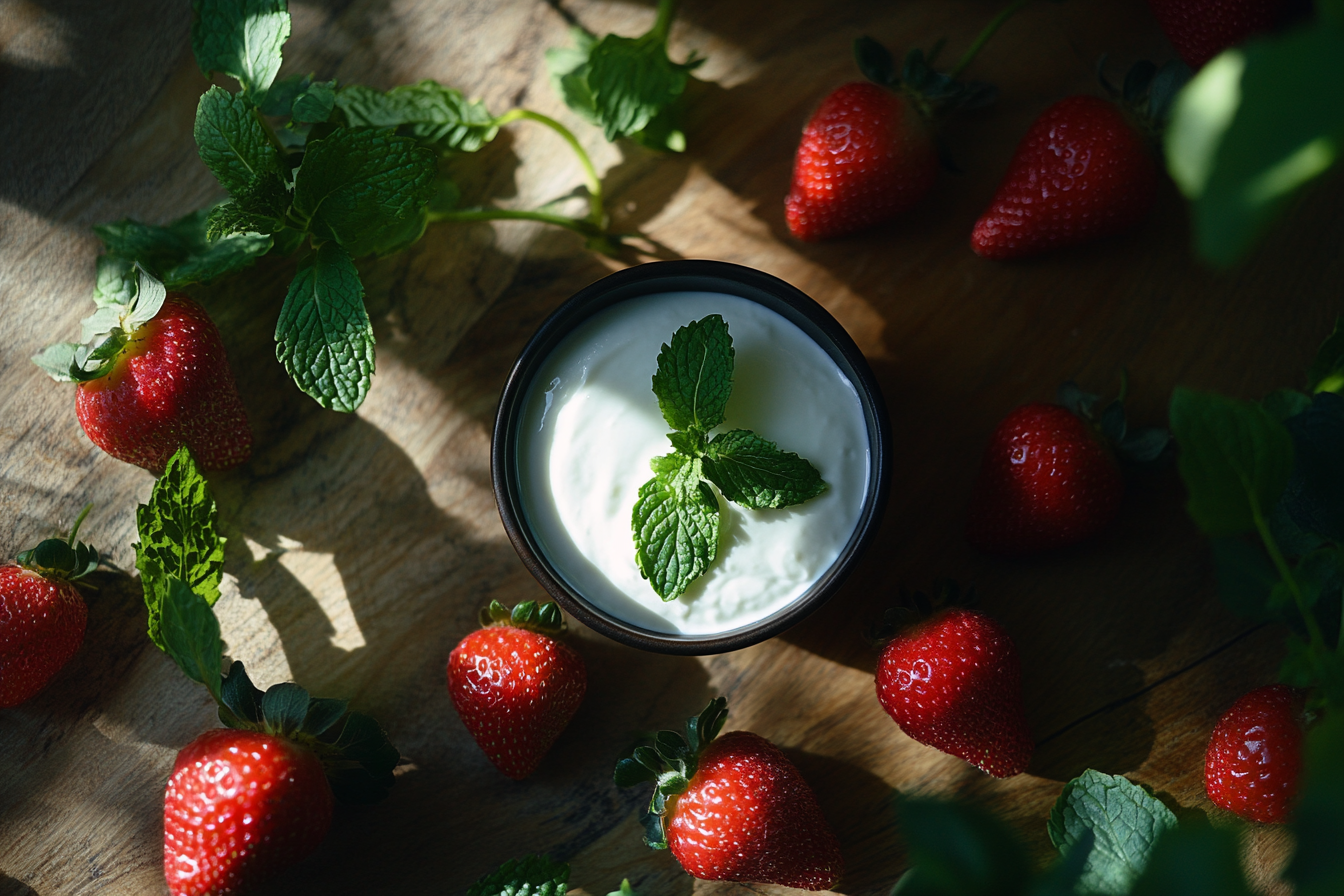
[252,105,289,158]
[949,0,1031,79]
[426,207,602,236]
[650,0,679,45]
[493,108,606,227]
[1252,496,1327,653]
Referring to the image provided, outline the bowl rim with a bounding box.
[491,259,891,655]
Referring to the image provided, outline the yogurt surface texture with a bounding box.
[516,291,869,635]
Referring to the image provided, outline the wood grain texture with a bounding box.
[1,1,1341,894]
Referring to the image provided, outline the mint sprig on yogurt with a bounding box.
[633,315,828,601]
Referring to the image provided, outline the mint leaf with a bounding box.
[1264,388,1312,422]
[31,343,81,383]
[275,241,375,412]
[289,78,336,123]
[466,855,569,896]
[1209,537,1280,621]
[290,127,436,254]
[1281,392,1344,542]
[94,219,192,275]
[206,200,279,240]
[191,0,290,95]
[632,454,720,600]
[1130,825,1252,896]
[1048,769,1179,895]
[97,209,273,287]
[194,85,284,198]
[258,73,310,116]
[160,576,224,702]
[895,797,1032,895]
[1309,316,1344,395]
[651,314,733,433]
[546,27,601,125]
[334,80,499,153]
[1286,713,1344,896]
[1170,387,1295,535]
[703,429,827,509]
[585,33,696,143]
[134,446,227,650]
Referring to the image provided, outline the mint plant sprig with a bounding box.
[135,445,399,802]
[632,315,827,601]
[36,0,706,415]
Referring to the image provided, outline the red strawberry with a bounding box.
[75,293,251,473]
[615,698,843,889]
[1204,684,1305,824]
[0,506,100,707]
[969,371,1180,556]
[785,81,937,242]
[875,605,1033,777]
[1148,0,1303,69]
[448,600,587,780]
[971,95,1157,260]
[163,728,334,896]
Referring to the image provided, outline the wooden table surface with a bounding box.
[2,1,1341,894]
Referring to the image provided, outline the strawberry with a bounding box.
[1204,684,1305,824]
[35,268,251,473]
[786,34,1001,241]
[615,698,843,890]
[785,82,937,241]
[1148,0,1304,69]
[874,597,1033,778]
[965,380,1169,555]
[164,728,333,896]
[971,61,1190,260]
[0,505,100,708]
[448,600,587,780]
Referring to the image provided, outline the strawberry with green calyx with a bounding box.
[1,504,102,708]
[966,377,1171,555]
[785,0,1035,242]
[136,448,399,894]
[613,698,844,890]
[873,582,1034,778]
[448,599,588,780]
[32,266,252,473]
[971,59,1192,260]
[1204,684,1307,824]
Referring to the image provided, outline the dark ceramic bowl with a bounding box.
[491,260,891,655]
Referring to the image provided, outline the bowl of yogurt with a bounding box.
[492,260,890,654]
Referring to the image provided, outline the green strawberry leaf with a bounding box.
[322,711,400,804]
[92,253,137,307]
[632,454,720,601]
[219,659,264,728]
[1169,387,1295,536]
[1129,825,1252,896]
[301,696,349,737]
[466,855,569,896]
[260,681,311,735]
[134,446,226,650]
[290,127,437,252]
[1308,316,1344,395]
[290,78,336,123]
[31,343,82,383]
[651,314,734,434]
[334,80,499,153]
[191,0,290,95]
[194,85,283,198]
[275,241,375,412]
[159,576,224,702]
[1047,769,1179,896]
[894,797,1032,896]
[703,429,827,509]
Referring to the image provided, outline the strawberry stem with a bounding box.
[67,502,93,547]
[948,0,1032,80]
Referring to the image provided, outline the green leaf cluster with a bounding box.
[133,445,400,803]
[1046,770,1178,895]
[1164,17,1344,267]
[546,0,703,151]
[631,316,827,600]
[1170,317,1344,707]
[464,854,641,896]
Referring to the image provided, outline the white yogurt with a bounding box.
[516,291,869,635]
